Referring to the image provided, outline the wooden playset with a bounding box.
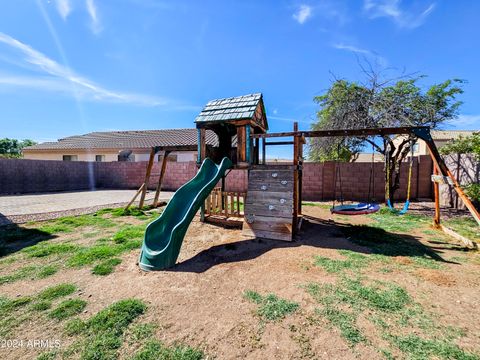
[194,93,480,243]
[133,93,480,245]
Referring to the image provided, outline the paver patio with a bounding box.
[0,189,174,225]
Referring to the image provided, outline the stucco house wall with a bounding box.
[23,149,197,162]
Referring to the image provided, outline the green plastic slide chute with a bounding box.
[138,157,232,271]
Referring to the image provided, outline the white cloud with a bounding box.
[364,0,435,29]
[334,43,371,55]
[55,0,72,20]
[293,5,312,24]
[86,0,102,34]
[333,43,387,66]
[449,115,480,129]
[0,32,170,106]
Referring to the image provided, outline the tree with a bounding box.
[439,133,480,206]
[309,69,464,203]
[439,133,480,159]
[0,138,37,158]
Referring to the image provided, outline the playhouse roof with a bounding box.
[195,93,268,130]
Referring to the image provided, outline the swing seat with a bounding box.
[331,202,380,215]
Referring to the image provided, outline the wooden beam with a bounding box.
[425,137,480,226]
[440,225,477,249]
[152,150,170,207]
[125,183,145,210]
[139,147,156,208]
[433,165,441,227]
[251,126,431,139]
[265,141,295,146]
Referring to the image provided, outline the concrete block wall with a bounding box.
[0,159,94,194]
[0,157,434,202]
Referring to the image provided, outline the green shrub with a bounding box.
[465,183,480,204]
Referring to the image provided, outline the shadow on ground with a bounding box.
[0,214,55,257]
[170,215,463,273]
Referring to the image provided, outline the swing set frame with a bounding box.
[252,125,480,230]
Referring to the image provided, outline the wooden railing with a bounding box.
[205,188,245,218]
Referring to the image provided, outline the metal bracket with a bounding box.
[431,174,454,185]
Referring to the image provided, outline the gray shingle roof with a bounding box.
[195,93,262,123]
[24,129,218,151]
[431,130,476,140]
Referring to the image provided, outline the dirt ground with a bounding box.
[1,205,480,360]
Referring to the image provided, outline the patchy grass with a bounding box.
[341,224,445,269]
[0,225,53,244]
[0,296,32,337]
[31,300,52,312]
[112,224,145,244]
[314,250,373,273]
[23,243,80,258]
[0,264,59,284]
[391,334,478,360]
[307,278,411,314]
[319,306,365,345]
[443,217,480,242]
[244,291,299,321]
[130,323,157,341]
[91,258,122,275]
[305,277,477,358]
[131,340,205,360]
[306,278,411,346]
[302,202,330,209]
[38,283,77,300]
[49,299,87,320]
[63,299,146,359]
[67,245,123,267]
[38,264,59,278]
[38,214,115,235]
[370,208,430,233]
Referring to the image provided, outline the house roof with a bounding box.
[195,93,265,124]
[431,130,476,140]
[23,129,219,151]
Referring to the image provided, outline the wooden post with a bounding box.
[425,138,480,225]
[152,150,170,207]
[200,128,206,164]
[197,128,202,165]
[221,176,226,213]
[433,165,441,228]
[125,183,145,210]
[139,147,156,208]
[254,138,259,165]
[262,137,266,164]
[200,203,205,222]
[246,125,251,164]
[293,122,299,234]
[237,126,246,164]
[298,131,304,216]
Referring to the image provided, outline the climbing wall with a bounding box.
[242,165,294,241]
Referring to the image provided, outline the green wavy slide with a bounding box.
[139,157,232,271]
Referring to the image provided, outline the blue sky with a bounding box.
[0,0,479,158]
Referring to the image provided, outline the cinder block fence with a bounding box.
[0,157,434,201]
